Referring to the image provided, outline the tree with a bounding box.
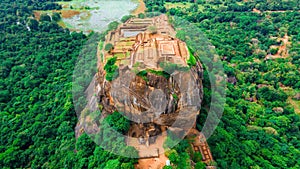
[104,159,121,169]
[138,13,145,19]
[121,15,133,23]
[121,162,135,169]
[104,57,119,81]
[169,8,177,16]
[195,162,206,169]
[27,19,39,30]
[104,111,130,133]
[52,12,61,22]
[187,48,197,66]
[270,47,279,55]
[76,133,96,157]
[193,152,203,162]
[107,21,119,31]
[104,43,113,52]
[189,4,199,12]
[168,150,180,164]
[39,13,51,22]
[257,86,288,102]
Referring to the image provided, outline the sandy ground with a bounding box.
[131,0,146,15]
[59,10,81,18]
[266,33,290,59]
[136,153,169,169]
[128,133,167,157]
[127,133,169,169]
[34,10,81,20]
[33,11,40,20]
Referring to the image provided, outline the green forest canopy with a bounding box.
[0,0,300,168]
[143,0,300,168]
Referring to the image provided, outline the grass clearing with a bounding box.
[281,87,300,114]
[165,2,193,9]
[288,97,300,114]
[165,2,208,11]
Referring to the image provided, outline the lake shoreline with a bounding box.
[34,0,141,33]
[130,0,146,15]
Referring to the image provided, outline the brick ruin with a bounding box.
[103,14,185,70]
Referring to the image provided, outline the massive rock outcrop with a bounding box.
[74,14,214,163]
[95,15,204,143]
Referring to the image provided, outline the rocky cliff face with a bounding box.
[95,60,203,140]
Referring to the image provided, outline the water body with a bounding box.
[61,0,138,32]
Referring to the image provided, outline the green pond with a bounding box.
[58,0,138,33]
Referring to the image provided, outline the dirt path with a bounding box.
[252,8,261,14]
[136,153,169,169]
[265,10,300,13]
[131,0,146,15]
[288,97,300,114]
[252,9,300,14]
[274,33,290,58]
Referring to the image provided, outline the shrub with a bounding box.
[121,15,134,23]
[138,13,145,19]
[40,13,51,22]
[52,12,61,22]
[104,57,119,81]
[270,48,279,55]
[104,43,114,52]
[187,48,197,66]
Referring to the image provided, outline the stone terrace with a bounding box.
[104,14,188,71]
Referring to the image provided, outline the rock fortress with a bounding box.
[77,14,216,168]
